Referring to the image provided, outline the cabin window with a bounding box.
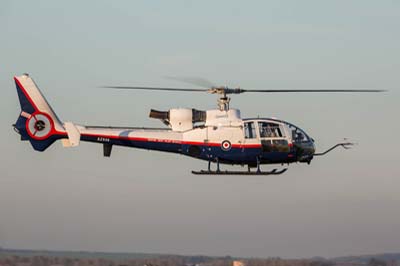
[288,124,309,143]
[244,122,256,139]
[262,139,290,152]
[258,122,283,138]
[292,129,307,142]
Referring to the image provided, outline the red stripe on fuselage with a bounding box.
[81,132,262,148]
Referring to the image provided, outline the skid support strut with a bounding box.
[216,157,220,172]
[256,157,261,173]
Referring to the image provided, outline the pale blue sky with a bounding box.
[1,0,399,258]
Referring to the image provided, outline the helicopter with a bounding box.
[12,73,384,175]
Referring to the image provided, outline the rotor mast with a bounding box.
[217,94,230,111]
[207,86,244,111]
[212,88,230,111]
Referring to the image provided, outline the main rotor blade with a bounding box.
[241,89,385,93]
[164,76,216,88]
[102,86,386,95]
[102,86,207,92]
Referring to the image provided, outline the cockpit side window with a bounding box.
[244,122,257,139]
[288,125,309,142]
[258,122,283,138]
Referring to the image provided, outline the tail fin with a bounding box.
[13,73,66,151]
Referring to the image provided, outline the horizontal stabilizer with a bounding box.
[62,122,80,147]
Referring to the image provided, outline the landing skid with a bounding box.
[192,168,287,175]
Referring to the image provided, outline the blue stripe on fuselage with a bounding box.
[80,134,297,165]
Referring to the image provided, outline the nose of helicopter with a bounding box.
[296,139,316,164]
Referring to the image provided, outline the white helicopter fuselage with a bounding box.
[75,107,315,165]
[13,74,321,173]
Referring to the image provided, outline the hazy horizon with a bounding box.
[2,247,400,260]
[1,0,399,259]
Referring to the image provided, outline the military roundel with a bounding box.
[221,140,232,151]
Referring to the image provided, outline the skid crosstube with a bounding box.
[191,168,287,175]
